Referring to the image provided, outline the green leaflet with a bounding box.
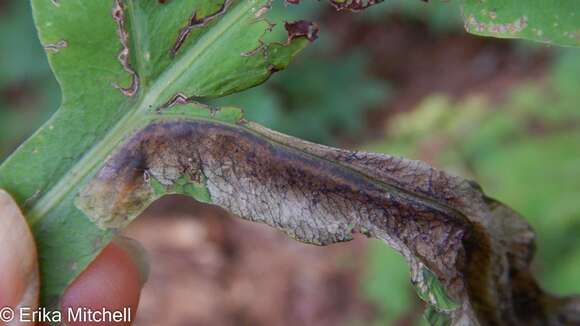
[413,266,459,326]
[410,267,459,325]
[414,267,460,312]
[462,0,580,47]
[424,305,452,326]
[0,0,312,307]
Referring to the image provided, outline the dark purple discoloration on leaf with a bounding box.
[284,20,319,42]
[75,117,579,324]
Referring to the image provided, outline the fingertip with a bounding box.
[112,236,149,287]
[0,190,39,312]
[61,242,143,325]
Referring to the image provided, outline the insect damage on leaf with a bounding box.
[158,97,246,128]
[160,5,320,104]
[43,40,68,53]
[170,0,234,57]
[159,93,197,111]
[112,0,139,97]
[286,0,384,12]
[254,1,272,18]
[240,20,318,57]
[75,115,556,324]
[465,15,529,36]
[285,20,319,42]
[328,0,384,11]
[77,119,469,261]
[75,106,241,229]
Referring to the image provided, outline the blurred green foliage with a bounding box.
[0,1,59,160]
[357,0,462,33]
[215,51,388,144]
[364,49,580,324]
[361,242,419,326]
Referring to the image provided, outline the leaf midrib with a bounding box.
[27,0,253,225]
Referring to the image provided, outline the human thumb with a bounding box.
[0,190,39,325]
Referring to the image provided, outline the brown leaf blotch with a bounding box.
[76,119,578,324]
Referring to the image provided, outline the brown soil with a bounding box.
[126,196,372,326]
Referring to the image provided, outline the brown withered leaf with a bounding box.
[76,116,580,325]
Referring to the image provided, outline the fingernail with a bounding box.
[0,190,39,314]
[113,236,150,287]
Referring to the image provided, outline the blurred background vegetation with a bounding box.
[1,1,579,325]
